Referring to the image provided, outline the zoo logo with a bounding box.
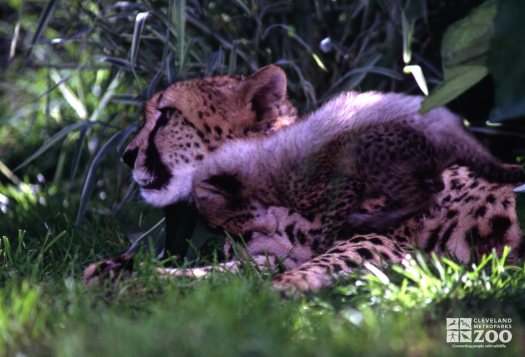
[446,317,513,347]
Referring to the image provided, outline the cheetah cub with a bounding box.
[193,91,525,236]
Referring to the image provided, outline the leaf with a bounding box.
[488,0,525,121]
[15,121,91,171]
[441,1,496,68]
[423,1,496,112]
[421,65,487,113]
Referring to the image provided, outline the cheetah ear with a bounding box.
[241,65,288,126]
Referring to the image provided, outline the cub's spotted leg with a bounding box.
[414,166,524,263]
[156,255,287,279]
[271,233,409,294]
[155,260,241,278]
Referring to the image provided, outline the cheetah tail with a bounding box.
[451,134,525,184]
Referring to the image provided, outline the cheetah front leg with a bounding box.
[271,233,409,294]
[154,254,284,279]
[154,260,241,278]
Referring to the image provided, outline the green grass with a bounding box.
[1,184,525,356]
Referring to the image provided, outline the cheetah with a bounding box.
[210,165,524,293]
[120,65,296,206]
[192,90,523,234]
[84,65,524,293]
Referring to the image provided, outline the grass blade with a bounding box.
[125,217,166,255]
[401,11,414,64]
[94,56,132,69]
[0,160,21,185]
[514,183,525,193]
[68,125,90,184]
[166,51,176,83]
[130,12,150,70]
[232,0,253,16]
[403,65,429,95]
[28,0,57,51]
[111,94,143,106]
[323,62,403,99]
[50,70,87,119]
[262,24,312,52]
[75,127,136,225]
[227,41,239,74]
[37,65,83,99]
[204,49,224,76]
[88,71,122,122]
[172,0,187,73]
[15,122,90,172]
[275,59,316,108]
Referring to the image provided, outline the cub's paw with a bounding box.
[83,253,134,286]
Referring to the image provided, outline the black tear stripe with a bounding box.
[144,115,173,190]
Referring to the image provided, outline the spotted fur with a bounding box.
[236,166,524,293]
[121,65,297,206]
[85,66,524,295]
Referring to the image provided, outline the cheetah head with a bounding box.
[122,65,297,206]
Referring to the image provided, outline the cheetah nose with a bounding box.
[122,148,138,168]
